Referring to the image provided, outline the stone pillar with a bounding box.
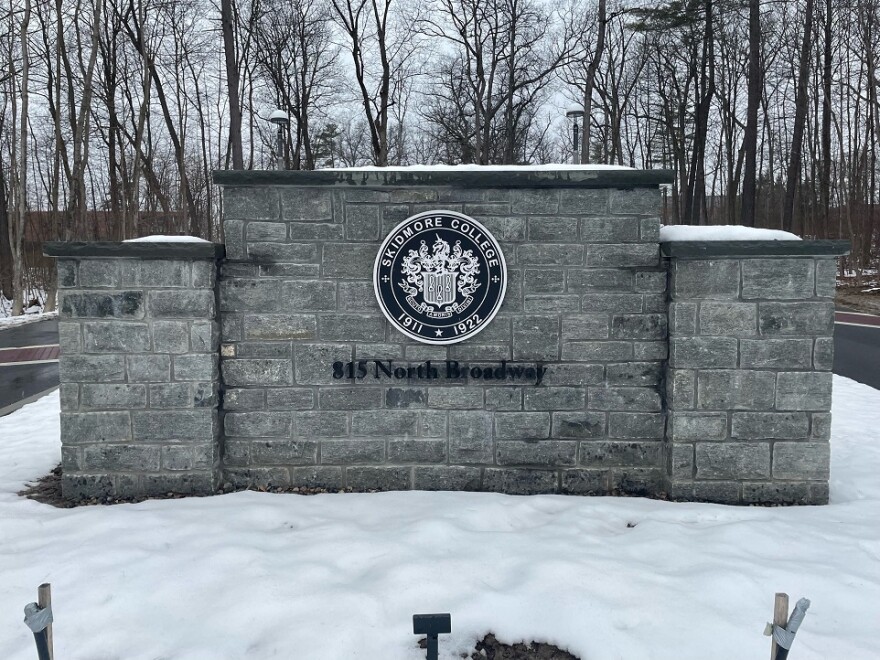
[44,242,223,500]
[663,240,849,505]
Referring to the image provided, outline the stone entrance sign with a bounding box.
[45,167,850,505]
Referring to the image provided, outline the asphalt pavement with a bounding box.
[833,312,880,390]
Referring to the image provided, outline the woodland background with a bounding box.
[2,0,878,314]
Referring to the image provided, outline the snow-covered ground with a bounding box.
[1,378,879,659]
[660,225,802,241]
[0,310,57,328]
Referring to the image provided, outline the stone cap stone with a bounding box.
[212,168,674,189]
[43,241,225,260]
[661,240,851,259]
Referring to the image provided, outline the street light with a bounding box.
[565,107,584,164]
[268,109,289,170]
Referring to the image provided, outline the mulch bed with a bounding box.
[470,634,580,659]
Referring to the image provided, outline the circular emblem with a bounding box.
[373,210,507,345]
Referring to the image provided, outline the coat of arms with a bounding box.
[398,235,481,319]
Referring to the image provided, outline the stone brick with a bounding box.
[759,302,835,336]
[581,294,643,313]
[132,410,214,440]
[225,412,292,438]
[523,269,565,293]
[518,244,583,265]
[236,342,291,358]
[552,412,605,439]
[579,441,662,467]
[671,260,739,299]
[670,443,694,479]
[634,342,668,360]
[346,466,412,490]
[247,242,317,264]
[126,354,171,382]
[224,220,246,260]
[223,388,266,410]
[815,258,837,297]
[385,387,426,408]
[149,383,196,409]
[249,439,318,465]
[220,279,281,312]
[561,469,608,494]
[338,281,379,313]
[512,316,559,360]
[319,387,384,410]
[667,412,727,441]
[588,387,661,411]
[608,412,664,439]
[561,315,609,340]
[61,411,131,443]
[669,337,738,368]
[540,364,604,386]
[318,315,385,342]
[173,354,218,381]
[296,411,349,437]
[320,439,384,464]
[191,261,215,288]
[244,314,317,340]
[562,341,633,361]
[558,188,609,214]
[224,467,290,489]
[811,413,832,440]
[295,343,352,385]
[388,438,447,463]
[61,291,144,319]
[697,370,775,410]
[60,354,125,383]
[82,322,150,353]
[485,387,523,410]
[586,244,658,267]
[635,271,666,293]
[476,216,526,241]
[222,359,293,386]
[247,222,287,242]
[698,302,757,336]
[483,468,558,494]
[288,222,345,240]
[739,339,813,369]
[668,302,697,335]
[225,187,281,220]
[775,372,833,411]
[813,337,834,371]
[494,412,550,440]
[83,444,160,471]
[322,243,377,279]
[58,321,83,353]
[496,440,577,466]
[260,264,320,277]
[523,387,585,410]
[421,409,447,439]
[80,384,146,409]
[695,442,770,479]
[59,383,79,411]
[666,369,696,409]
[609,188,660,215]
[741,259,814,300]
[611,314,667,340]
[773,442,831,480]
[577,215,643,243]
[414,466,482,491]
[148,290,214,318]
[523,295,580,313]
[448,412,492,463]
[280,188,332,221]
[742,482,815,505]
[527,217,576,241]
[78,260,119,287]
[266,388,315,410]
[119,260,189,287]
[153,320,190,354]
[610,468,664,496]
[567,269,633,292]
[290,466,345,489]
[692,481,741,504]
[57,259,77,287]
[351,410,419,436]
[606,361,662,386]
[448,344,510,360]
[731,412,810,440]
[506,188,557,213]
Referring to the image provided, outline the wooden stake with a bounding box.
[771,592,789,660]
[37,583,53,660]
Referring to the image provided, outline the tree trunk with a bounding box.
[221,0,244,169]
[12,0,32,316]
[580,0,607,164]
[740,0,761,227]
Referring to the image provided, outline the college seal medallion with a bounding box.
[373,210,507,345]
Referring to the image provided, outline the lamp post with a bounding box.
[565,107,584,164]
[268,109,289,170]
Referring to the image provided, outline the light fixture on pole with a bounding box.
[565,107,584,164]
[268,109,289,170]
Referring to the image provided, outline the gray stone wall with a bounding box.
[665,253,837,504]
[54,254,221,499]
[218,182,668,495]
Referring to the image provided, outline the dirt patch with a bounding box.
[837,287,880,315]
[469,633,580,659]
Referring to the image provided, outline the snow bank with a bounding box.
[1,378,878,660]
[324,163,635,172]
[123,235,211,243]
[0,311,58,328]
[660,225,802,241]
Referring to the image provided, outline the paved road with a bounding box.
[833,311,880,390]
[0,319,59,415]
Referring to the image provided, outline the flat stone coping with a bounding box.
[661,240,851,258]
[212,168,674,189]
[44,241,225,260]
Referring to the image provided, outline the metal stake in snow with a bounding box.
[414,613,451,660]
[23,584,54,660]
[764,595,811,660]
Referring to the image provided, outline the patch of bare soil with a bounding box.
[469,633,580,659]
[837,287,880,315]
